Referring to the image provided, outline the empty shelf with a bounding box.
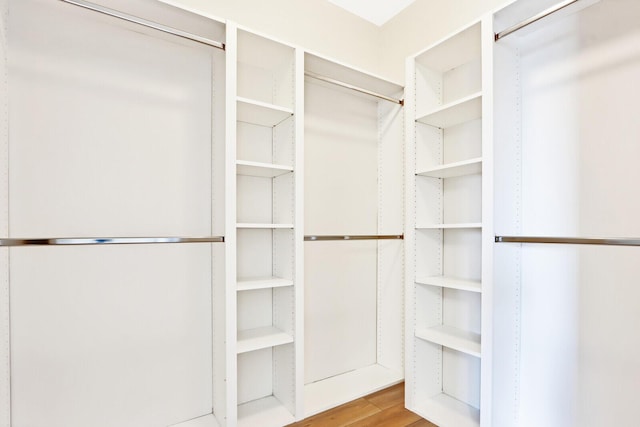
[238,396,295,427]
[237,223,294,229]
[236,160,293,178]
[416,92,482,128]
[237,277,294,291]
[415,325,481,357]
[237,97,293,127]
[416,223,482,229]
[417,158,482,179]
[413,393,480,427]
[237,326,293,354]
[416,276,481,293]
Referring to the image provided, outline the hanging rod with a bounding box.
[0,236,225,247]
[304,234,403,241]
[495,0,581,41]
[304,71,404,105]
[495,236,640,247]
[59,0,225,50]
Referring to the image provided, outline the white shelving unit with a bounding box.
[303,53,405,417]
[405,19,493,427]
[226,23,303,427]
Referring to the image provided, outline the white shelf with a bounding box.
[237,97,293,127]
[417,158,482,179]
[169,414,220,427]
[415,23,481,73]
[236,160,293,178]
[416,223,482,229]
[413,393,480,427]
[237,276,294,291]
[236,223,294,229]
[415,325,481,358]
[416,276,481,293]
[416,92,482,128]
[304,364,403,417]
[237,396,295,427]
[237,326,293,354]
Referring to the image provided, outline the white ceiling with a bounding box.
[327,0,417,26]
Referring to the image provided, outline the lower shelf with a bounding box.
[304,364,403,417]
[169,414,221,427]
[237,276,294,291]
[238,396,295,427]
[416,325,481,357]
[415,325,481,358]
[412,393,479,427]
[237,326,294,354]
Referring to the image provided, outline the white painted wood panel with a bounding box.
[10,245,214,427]
[8,0,215,238]
[304,80,378,383]
[493,1,640,426]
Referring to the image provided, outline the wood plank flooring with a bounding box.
[286,383,437,427]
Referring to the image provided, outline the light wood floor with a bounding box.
[286,383,437,427]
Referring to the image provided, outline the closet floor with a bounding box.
[286,383,436,427]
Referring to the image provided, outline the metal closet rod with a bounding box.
[0,236,225,247]
[304,234,404,241]
[495,236,640,247]
[495,0,581,41]
[59,0,226,50]
[305,71,404,106]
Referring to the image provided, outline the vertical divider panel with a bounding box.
[224,20,239,427]
[293,47,304,421]
[0,0,9,424]
[212,29,229,427]
[404,57,417,411]
[480,16,494,427]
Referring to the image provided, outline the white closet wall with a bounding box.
[303,54,404,416]
[2,0,226,426]
[493,0,640,426]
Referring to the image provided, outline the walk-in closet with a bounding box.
[1,0,640,426]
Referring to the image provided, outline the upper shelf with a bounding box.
[237,97,293,127]
[416,92,482,128]
[414,22,481,73]
[236,160,293,178]
[417,157,482,179]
